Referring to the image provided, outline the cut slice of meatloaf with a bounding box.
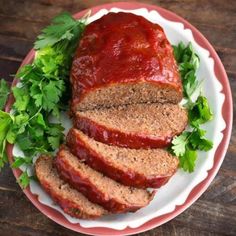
[73,103,188,149]
[55,146,155,213]
[70,12,182,112]
[67,129,179,188]
[35,155,107,219]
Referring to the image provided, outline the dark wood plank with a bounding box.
[0,185,235,235]
[0,1,236,51]
[216,47,236,74]
[0,35,32,61]
[0,16,44,41]
[0,58,20,81]
[0,0,70,23]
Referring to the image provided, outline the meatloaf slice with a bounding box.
[35,155,107,219]
[67,129,179,188]
[74,103,188,149]
[71,12,182,112]
[55,146,155,213]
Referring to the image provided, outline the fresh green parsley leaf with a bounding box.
[0,79,10,110]
[171,42,213,173]
[173,42,185,63]
[35,113,46,128]
[12,86,30,111]
[41,80,63,111]
[189,128,213,151]
[33,94,43,108]
[0,12,87,187]
[16,64,42,83]
[34,12,85,50]
[11,156,32,168]
[46,123,65,136]
[6,127,17,144]
[0,149,8,170]
[182,70,199,98]
[188,95,213,127]
[28,126,44,140]
[16,133,34,152]
[173,42,200,99]
[0,111,14,169]
[171,132,190,156]
[35,47,65,77]
[48,136,61,149]
[18,171,30,188]
[0,111,13,142]
[13,113,29,135]
[179,147,197,173]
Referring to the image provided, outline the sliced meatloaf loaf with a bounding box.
[35,155,107,219]
[67,129,179,188]
[71,12,182,112]
[55,146,155,213]
[74,103,188,149]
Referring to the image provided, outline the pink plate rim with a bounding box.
[5,2,233,236]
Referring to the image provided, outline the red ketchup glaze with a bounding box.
[54,148,155,213]
[70,12,182,109]
[39,179,99,219]
[67,129,172,188]
[74,115,173,149]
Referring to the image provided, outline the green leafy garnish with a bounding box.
[188,95,213,127]
[179,147,197,173]
[171,128,213,172]
[18,171,30,189]
[0,111,14,169]
[11,156,32,168]
[189,128,213,151]
[171,131,189,156]
[171,42,213,172]
[173,42,200,98]
[34,12,86,50]
[0,80,10,110]
[0,12,87,187]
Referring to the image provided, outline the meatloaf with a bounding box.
[67,128,179,188]
[70,12,182,112]
[55,146,155,213]
[74,103,188,149]
[35,155,107,219]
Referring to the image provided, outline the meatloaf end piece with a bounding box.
[71,12,182,112]
[74,103,188,149]
[67,129,179,188]
[35,155,107,219]
[55,146,155,213]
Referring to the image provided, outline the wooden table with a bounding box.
[0,1,235,235]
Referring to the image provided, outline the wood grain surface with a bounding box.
[0,0,235,235]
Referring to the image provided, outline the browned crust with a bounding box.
[54,147,155,213]
[35,155,107,219]
[70,12,182,111]
[67,128,178,188]
[73,110,188,149]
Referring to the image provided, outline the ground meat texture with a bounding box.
[73,103,188,149]
[66,129,179,188]
[70,12,182,112]
[35,155,107,219]
[54,146,155,213]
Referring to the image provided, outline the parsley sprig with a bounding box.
[0,12,87,187]
[0,80,10,110]
[171,43,213,172]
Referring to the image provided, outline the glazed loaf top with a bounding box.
[71,12,182,111]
